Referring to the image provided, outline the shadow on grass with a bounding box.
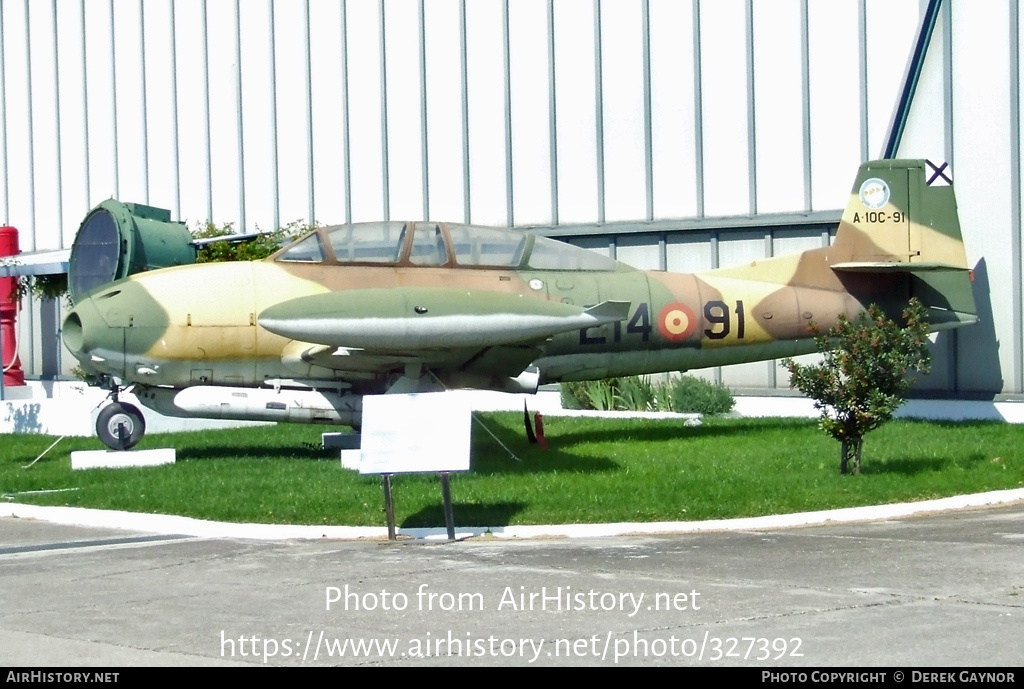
[540,417,817,449]
[470,440,618,474]
[174,445,333,461]
[863,453,987,477]
[400,501,527,528]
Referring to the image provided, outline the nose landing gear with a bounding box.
[95,378,147,450]
[96,401,146,451]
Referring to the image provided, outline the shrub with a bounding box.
[783,299,931,475]
[668,375,735,415]
[560,374,733,415]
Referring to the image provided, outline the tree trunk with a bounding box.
[840,437,863,475]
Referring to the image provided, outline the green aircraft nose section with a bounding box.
[63,279,171,375]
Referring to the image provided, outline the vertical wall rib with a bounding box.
[23,0,36,246]
[459,0,470,223]
[139,0,149,204]
[594,0,605,223]
[340,0,352,224]
[641,0,653,221]
[303,0,314,224]
[419,0,429,221]
[744,0,756,216]
[547,0,558,225]
[692,0,704,218]
[501,0,513,225]
[269,0,280,230]
[800,0,812,215]
[0,3,7,222]
[233,0,246,231]
[858,0,869,162]
[109,0,119,198]
[50,0,63,246]
[169,0,180,219]
[201,0,212,221]
[942,0,957,391]
[379,0,389,221]
[1011,0,1023,393]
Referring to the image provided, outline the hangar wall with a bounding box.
[0,0,1019,396]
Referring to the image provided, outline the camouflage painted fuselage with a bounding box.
[63,160,977,407]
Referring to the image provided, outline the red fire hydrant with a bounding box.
[0,225,25,386]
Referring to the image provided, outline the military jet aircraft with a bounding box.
[62,159,978,450]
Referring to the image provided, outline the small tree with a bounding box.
[783,298,931,475]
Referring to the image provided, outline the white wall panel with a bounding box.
[752,0,805,214]
[570,236,612,257]
[111,0,148,206]
[806,0,860,211]
[204,1,243,224]
[309,0,348,226]
[423,0,466,222]
[772,229,822,258]
[273,2,316,226]
[30,0,61,246]
[345,0,386,222]
[55,0,90,243]
[140,0,181,224]
[143,4,176,212]
[649,0,699,219]
[552,0,599,224]
[238,2,276,231]
[951,0,1014,394]
[717,230,765,269]
[383,0,425,222]
[464,0,508,225]
[2,1,34,244]
[666,233,713,273]
[698,0,750,217]
[897,7,950,163]
[865,0,920,159]
[599,0,647,222]
[172,0,212,225]
[615,235,660,271]
[508,0,553,225]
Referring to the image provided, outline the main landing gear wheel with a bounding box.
[96,402,146,451]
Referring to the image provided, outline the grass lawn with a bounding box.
[2,414,1022,528]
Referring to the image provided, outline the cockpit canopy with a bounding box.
[272,221,621,272]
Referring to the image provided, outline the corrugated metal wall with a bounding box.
[0,0,1020,396]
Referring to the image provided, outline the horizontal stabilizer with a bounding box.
[831,262,970,273]
[926,308,979,331]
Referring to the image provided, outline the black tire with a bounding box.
[96,402,146,451]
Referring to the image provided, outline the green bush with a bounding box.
[193,219,314,263]
[668,375,735,415]
[560,380,592,409]
[613,376,656,411]
[560,374,733,415]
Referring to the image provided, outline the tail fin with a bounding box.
[831,159,978,330]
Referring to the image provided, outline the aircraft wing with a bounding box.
[281,339,544,382]
[258,287,630,351]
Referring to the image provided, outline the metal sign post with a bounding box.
[360,393,471,542]
[440,472,456,542]
[382,474,396,541]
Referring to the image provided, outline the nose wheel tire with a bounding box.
[96,402,146,451]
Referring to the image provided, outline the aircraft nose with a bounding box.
[62,296,105,362]
[62,310,84,356]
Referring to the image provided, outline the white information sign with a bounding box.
[359,392,471,474]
